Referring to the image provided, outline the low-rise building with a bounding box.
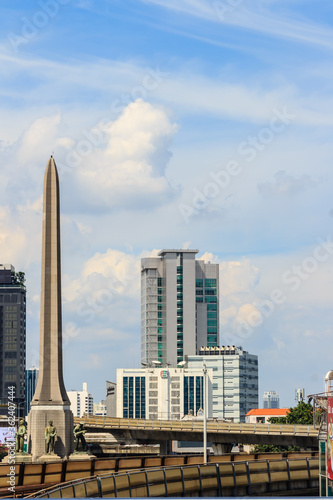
[245,408,289,424]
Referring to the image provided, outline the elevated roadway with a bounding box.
[75,416,319,450]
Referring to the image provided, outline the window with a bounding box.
[207,303,217,311]
[205,279,216,287]
[205,296,217,303]
[196,279,203,287]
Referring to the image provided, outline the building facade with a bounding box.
[141,249,219,366]
[25,367,39,416]
[0,264,26,417]
[116,367,213,420]
[263,390,279,409]
[187,346,259,422]
[67,382,93,417]
[93,401,107,416]
[106,380,117,417]
[246,408,289,424]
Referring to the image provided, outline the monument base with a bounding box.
[69,451,96,461]
[28,405,74,462]
[2,453,32,464]
[37,453,63,463]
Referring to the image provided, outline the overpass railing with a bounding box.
[31,457,319,498]
[0,452,318,497]
[75,416,319,437]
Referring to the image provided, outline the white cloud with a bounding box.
[220,259,260,296]
[63,248,140,305]
[18,113,62,163]
[74,100,179,210]
[139,0,333,49]
[258,170,317,198]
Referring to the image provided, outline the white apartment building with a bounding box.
[93,401,107,416]
[117,347,258,422]
[187,346,259,422]
[68,382,94,417]
[116,366,213,420]
[141,249,219,367]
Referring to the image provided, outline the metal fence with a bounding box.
[33,457,319,498]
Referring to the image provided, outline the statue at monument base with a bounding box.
[2,420,32,463]
[28,405,73,462]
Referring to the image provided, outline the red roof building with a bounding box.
[245,408,290,423]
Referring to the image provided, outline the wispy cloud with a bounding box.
[138,0,333,49]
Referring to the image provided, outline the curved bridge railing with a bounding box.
[33,457,319,498]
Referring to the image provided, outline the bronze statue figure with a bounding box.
[74,423,87,452]
[45,420,57,454]
[16,419,27,453]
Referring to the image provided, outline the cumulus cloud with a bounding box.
[0,200,41,268]
[72,100,179,210]
[258,170,316,198]
[63,249,141,306]
[18,114,62,163]
[219,259,260,296]
[194,254,262,341]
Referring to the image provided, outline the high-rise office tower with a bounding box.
[141,249,219,366]
[263,390,280,409]
[25,367,39,416]
[0,264,26,417]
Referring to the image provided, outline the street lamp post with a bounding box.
[203,363,207,464]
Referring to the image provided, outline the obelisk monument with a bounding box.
[28,156,73,461]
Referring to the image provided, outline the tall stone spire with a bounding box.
[28,157,73,461]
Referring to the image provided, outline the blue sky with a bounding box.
[1,0,333,407]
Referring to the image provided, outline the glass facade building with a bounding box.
[141,249,219,366]
[123,376,146,418]
[25,367,39,416]
[117,367,212,420]
[0,264,26,417]
[263,391,280,409]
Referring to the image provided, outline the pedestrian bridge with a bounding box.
[75,416,319,449]
[29,456,319,498]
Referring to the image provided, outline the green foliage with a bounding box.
[12,271,26,287]
[254,401,313,451]
[268,416,287,424]
[267,401,313,426]
[285,401,313,425]
[253,444,300,453]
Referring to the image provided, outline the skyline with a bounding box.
[1,1,333,406]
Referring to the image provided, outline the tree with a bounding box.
[12,271,26,287]
[253,401,314,453]
[268,401,313,426]
[253,444,300,453]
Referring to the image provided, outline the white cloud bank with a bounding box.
[66,100,179,210]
